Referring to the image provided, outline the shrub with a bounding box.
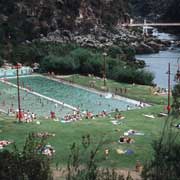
[109,66,154,85]
[172,84,180,117]
[64,135,133,180]
[80,55,102,75]
[108,46,123,59]
[121,46,136,61]
[0,133,52,180]
[40,55,77,74]
[142,117,180,180]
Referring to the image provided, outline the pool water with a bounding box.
[0,67,32,78]
[0,82,73,117]
[9,76,136,115]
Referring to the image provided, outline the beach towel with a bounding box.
[143,114,155,119]
[111,120,122,125]
[125,149,134,155]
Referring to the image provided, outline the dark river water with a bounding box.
[136,32,180,88]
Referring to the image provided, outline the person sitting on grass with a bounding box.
[115,113,125,120]
[85,111,94,119]
[119,136,134,144]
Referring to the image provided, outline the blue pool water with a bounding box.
[9,76,137,114]
[0,82,73,117]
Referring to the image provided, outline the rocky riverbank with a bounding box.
[40,25,172,55]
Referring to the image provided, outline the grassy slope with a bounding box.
[0,105,168,168]
[0,74,174,169]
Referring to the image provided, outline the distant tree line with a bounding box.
[0,41,153,85]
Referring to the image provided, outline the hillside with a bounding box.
[0,0,129,43]
[130,0,180,22]
[1,0,180,44]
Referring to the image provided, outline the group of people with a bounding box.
[37,144,55,157]
[85,111,94,119]
[136,101,146,108]
[0,140,12,149]
[62,111,82,122]
[16,110,37,123]
[151,86,168,95]
[61,109,109,122]
[32,132,55,138]
[85,110,109,119]
[115,87,128,95]
[114,113,125,120]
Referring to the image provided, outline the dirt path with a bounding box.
[53,168,142,180]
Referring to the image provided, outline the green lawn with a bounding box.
[0,105,170,169]
[0,74,175,170]
[64,74,168,105]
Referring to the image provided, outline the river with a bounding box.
[136,32,180,88]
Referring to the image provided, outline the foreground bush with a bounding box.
[64,135,134,180]
[142,114,180,180]
[0,134,53,180]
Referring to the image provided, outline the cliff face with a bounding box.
[0,0,129,43]
[162,0,180,22]
[130,0,180,22]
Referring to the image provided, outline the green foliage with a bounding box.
[142,117,180,180]
[8,42,77,65]
[172,84,180,117]
[109,66,154,85]
[39,45,153,85]
[40,48,103,76]
[108,46,123,59]
[1,40,152,85]
[0,133,52,180]
[121,46,136,61]
[40,55,77,74]
[12,44,39,64]
[65,135,132,180]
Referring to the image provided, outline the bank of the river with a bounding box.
[136,32,180,88]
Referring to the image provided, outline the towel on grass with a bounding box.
[143,114,155,119]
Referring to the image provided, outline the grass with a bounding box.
[0,105,169,169]
[64,74,169,105]
[0,74,175,171]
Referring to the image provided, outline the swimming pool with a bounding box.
[0,67,32,78]
[9,76,137,115]
[0,82,73,117]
